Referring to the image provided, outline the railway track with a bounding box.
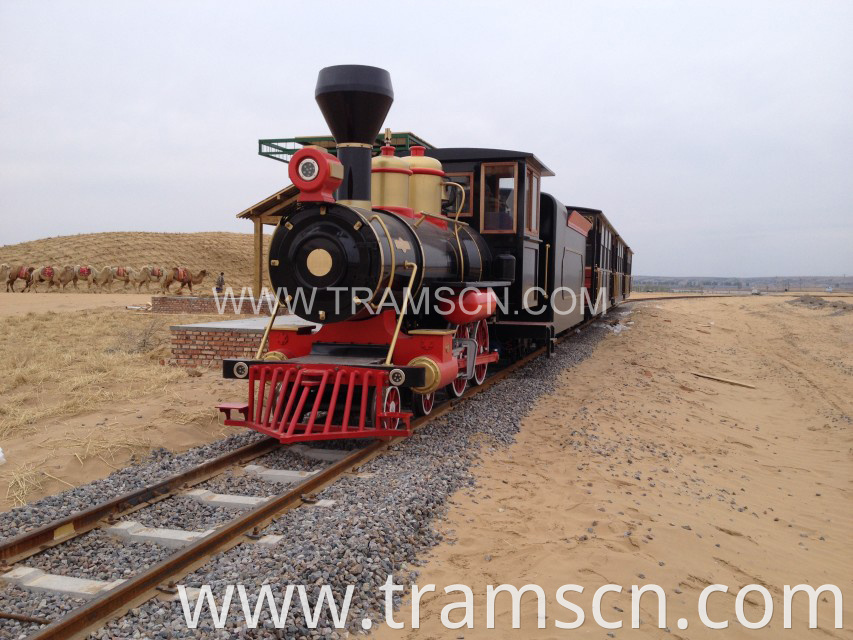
[3,296,725,637]
[0,318,568,640]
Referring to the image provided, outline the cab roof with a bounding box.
[425,148,555,177]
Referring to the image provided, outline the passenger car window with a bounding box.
[481,163,517,233]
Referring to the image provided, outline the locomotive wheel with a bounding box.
[446,324,469,398]
[412,391,435,417]
[469,318,490,386]
[379,386,402,430]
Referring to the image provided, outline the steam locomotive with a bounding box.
[217,65,632,443]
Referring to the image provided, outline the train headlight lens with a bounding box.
[298,158,319,181]
[389,368,406,386]
[233,361,249,379]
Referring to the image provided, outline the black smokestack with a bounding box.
[315,65,393,207]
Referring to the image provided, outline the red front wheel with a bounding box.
[379,386,402,430]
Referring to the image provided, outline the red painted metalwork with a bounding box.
[439,289,497,325]
[584,267,592,289]
[289,147,343,204]
[568,210,594,236]
[218,362,411,443]
[267,311,456,367]
[447,324,470,398]
[470,318,490,385]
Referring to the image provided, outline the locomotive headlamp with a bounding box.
[233,361,249,379]
[289,147,344,203]
[297,157,319,181]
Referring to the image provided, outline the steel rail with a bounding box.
[16,312,613,639]
[2,300,625,571]
[25,438,389,640]
[0,437,280,566]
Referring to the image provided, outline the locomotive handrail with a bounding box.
[369,214,396,310]
[413,209,470,228]
[441,181,468,281]
[385,261,418,365]
[255,296,282,359]
[542,243,551,300]
[441,180,466,221]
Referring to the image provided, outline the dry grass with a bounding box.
[4,462,45,507]
[39,428,152,468]
[0,231,271,291]
[0,308,230,438]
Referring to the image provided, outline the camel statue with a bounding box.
[161,267,207,294]
[112,266,132,291]
[92,266,115,292]
[6,265,34,292]
[26,266,58,292]
[75,265,96,290]
[129,266,164,292]
[56,266,78,290]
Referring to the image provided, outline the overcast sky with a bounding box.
[1,1,851,277]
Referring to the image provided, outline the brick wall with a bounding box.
[170,328,262,367]
[152,296,274,315]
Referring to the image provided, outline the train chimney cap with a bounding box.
[315,65,394,145]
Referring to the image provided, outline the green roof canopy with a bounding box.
[258,131,434,164]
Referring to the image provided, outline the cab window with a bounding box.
[443,172,474,217]
[525,167,540,234]
[480,163,517,233]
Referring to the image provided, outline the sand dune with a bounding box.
[374,296,852,638]
[0,231,269,290]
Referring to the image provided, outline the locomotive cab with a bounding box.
[428,149,554,314]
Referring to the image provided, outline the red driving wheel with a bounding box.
[469,318,490,385]
[446,324,469,398]
[413,390,435,416]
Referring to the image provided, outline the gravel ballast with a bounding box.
[0,321,611,639]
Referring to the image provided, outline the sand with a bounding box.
[0,368,242,511]
[0,230,270,291]
[374,295,852,638]
[0,296,246,510]
[0,292,153,317]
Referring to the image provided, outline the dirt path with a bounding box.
[374,296,852,638]
[0,292,153,317]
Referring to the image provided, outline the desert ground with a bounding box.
[0,293,244,510]
[374,295,852,638]
[0,290,850,636]
[0,292,152,317]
